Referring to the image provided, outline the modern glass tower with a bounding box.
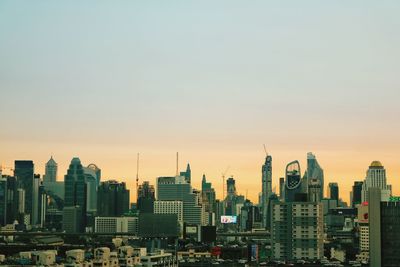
[44,156,57,183]
[284,160,302,202]
[14,160,34,222]
[305,153,324,201]
[261,155,272,228]
[64,157,86,231]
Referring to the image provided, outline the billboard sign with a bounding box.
[221,215,237,224]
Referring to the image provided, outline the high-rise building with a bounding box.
[86,164,101,187]
[357,202,369,263]
[284,161,302,202]
[261,154,272,228]
[63,206,83,233]
[5,176,18,224]
[14,160,34,222]
[305,153,324,200]
[279,177,285,200]
[308,178,322,202]
[361,161,392,202]
[157,176,202,225]
[201,175,216,225]
[32,174,40,225]
[137,181,155,213]
[352,181,363,207]
[180,163,191,184]
[95,216,138,234]
[83,166,98,213]
[0,177,6,226]
[369,188,400,267]
[97,180,130,217]
[271,201,324,261]
[64,158,86,232]
[328,182,339,202]
[43,156,57,183]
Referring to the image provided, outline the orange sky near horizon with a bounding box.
[1,140,399,204]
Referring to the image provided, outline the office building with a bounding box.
[137,181,155,213]
[261,154,272,228]
[180,163,191,184]
[201,175,216,225]
[63,206,83,233]
[308,178,322,203]
[329,182,339,202]
[138,213,179,238]
[154,200,183,223]
[97,180,130,217]
[83,166,98,213]
[271,201,324,261]
[14,160,34,222]
[357,202,369,263]
[157,176,202,225]
[352,181,363,207]
[43,156,57,183]
[284,161,302,202]
[361,161,392,202]
[32,174,40,225]
[64,158,87,232]
[279,177,284,200]
[86,163,101,186]
[95,216,138,234]
[0,178,6,226]
[369,188,400,267]
[305,153,324,200]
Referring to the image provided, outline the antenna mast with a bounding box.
[136,153,140,200]
[263,144,268,157]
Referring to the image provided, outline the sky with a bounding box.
[1,1,400,203]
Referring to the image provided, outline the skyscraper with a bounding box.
[14,160,34,222]
[352,181,363,207]
[328,182,339,202]
[137,181,155,213]
[201,174,216,225]
[180,163,191,184]
[305,152,324,200]
[43,156,57,183]
[261,154,272,228]
[97,180,130,217]
[64,158,86,232]
[361,161,392,202]
[271,201,324,261]
[279,177,284,200]
[157,176,202,225]
[284,161,302,202]
[0,177,6,226]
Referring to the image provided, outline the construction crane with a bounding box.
[221,166,230,200]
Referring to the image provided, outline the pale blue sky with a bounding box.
[1,1,400,201]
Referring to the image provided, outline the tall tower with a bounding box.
[361,161,392,202]
[328,182,339,202]
[180,163,191,184]
[44,156,57,183]
[14,160,34,222]
[284,160,302,202]
[261,154,272,228]
[306,153,324,201]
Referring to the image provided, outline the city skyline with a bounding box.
[1,152,397,204]
[1,1,400,204]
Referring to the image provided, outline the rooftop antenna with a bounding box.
[263,144,268,157]
[221,166,230,200]
[176,152,179,176]
[136,153,140,200]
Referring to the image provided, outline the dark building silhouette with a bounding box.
[352,181,363,207]
[137,181,155,213]
[97,180,130,217]
[64,158,86,232]
[14,160,34,222]
[329,182,339,203]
